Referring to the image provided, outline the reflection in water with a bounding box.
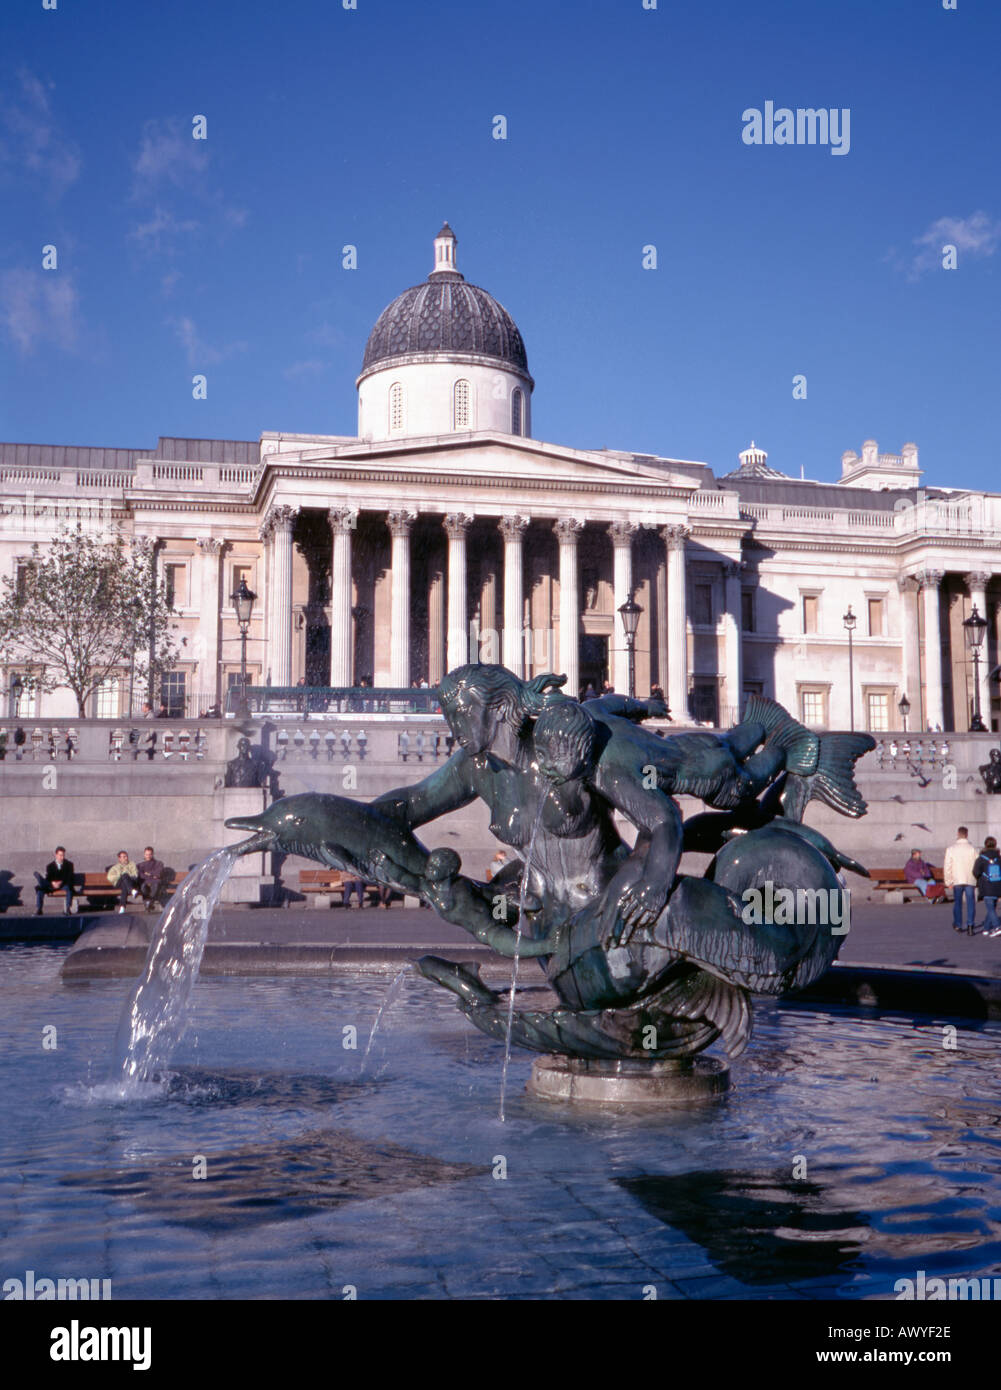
[61,1128,486,1233]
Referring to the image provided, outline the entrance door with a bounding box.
[579,635,608,698]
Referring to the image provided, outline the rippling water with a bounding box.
[1,945,999,1300]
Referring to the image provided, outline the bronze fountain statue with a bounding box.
[226,665,874,1100]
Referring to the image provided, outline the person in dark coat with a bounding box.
[35,847,75,915]
[972,836,1001,936]
[136,846,167,913]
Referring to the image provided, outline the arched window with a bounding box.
[511,388,523,436]
[453,379,471,429]
[389,382,404,433]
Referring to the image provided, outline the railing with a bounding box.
[75,470,132,488]
[232,685,443,716]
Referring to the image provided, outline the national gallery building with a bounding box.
[2,224,1000,732]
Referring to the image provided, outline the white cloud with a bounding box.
[903,211,1001,279]
[282,359,328,379]
[129,118,246,252]
[169,315,247,368]
[0,68,81,198]
[0,268,81,354]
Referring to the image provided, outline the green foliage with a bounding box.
[0,526,179,716]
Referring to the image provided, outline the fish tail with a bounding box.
[741,693,819,776]
[782,731,876,821]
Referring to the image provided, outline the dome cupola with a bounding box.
[357,226,533,442]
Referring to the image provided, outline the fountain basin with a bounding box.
[527,1054,730,1105]
[3,945,1001,1300]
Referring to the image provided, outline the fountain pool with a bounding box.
[2,945,1000,1300]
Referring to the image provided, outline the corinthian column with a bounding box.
[554,517,584,696]
[387,510,416,687]
[917,569,945,730]
[427,559,445,685]
[723,561,744,722]
[261,505,297,687]
[196,538,224,707]
[499,515,529,676]
[609,521,637,695]
[897,575,920,723]
[966,571,993,729]
[445,513,473,671]
[328,506,357,686]
[663,525,690,721]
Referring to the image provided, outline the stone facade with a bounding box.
[2,229,1000,732]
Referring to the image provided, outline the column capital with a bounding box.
[722,560,745,580]
[260,504,297,541]
[443,511,473,539]
[898,573,922,594]
[499,514,530,541]
[914,568,945,588]
[553,516,585,544]
[608,520,638,547]
[329,505,358,536]
[387,509,417,538]
[661,524,690,550]
[965,570,992,590]
[196,536,225,555]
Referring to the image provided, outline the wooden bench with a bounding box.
[71,870,185,911]
[298,868,381,908]
[869,867,945,904]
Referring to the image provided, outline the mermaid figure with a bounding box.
[228,664,874,1062]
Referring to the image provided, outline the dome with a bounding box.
[359,225,530,380]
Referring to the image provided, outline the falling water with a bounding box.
[360,966,411,1074]
[112,845,239,1086]
[498,794,548,1122]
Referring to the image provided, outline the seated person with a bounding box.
[904,848,939,899]
[136,846,166,912]
[34,846,75,915]
[107,851,140,913]
[342,876,366,909]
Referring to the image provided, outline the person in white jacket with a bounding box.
[944,826,979,934]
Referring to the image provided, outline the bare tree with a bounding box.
[0,526,179,717]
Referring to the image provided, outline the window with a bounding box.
[453,379,471,429]
[15,561,35,602]
[160,671,186,717]
[693,583,713,626]
[741,589,755,632]
[866,691,890,732]
[389,382,404,433]
[799,688,828,727]
[94,677,121,719]
[802,594,819,634]
[867,597,885,637]
[164,563,187,610]
[511,388,523,436]
[691,681,719,725]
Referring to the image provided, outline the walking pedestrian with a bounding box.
[944,826,978,934]
[972,836,1001,937]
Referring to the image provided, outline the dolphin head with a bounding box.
[224,793,347,862]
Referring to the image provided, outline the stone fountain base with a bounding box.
[526,1054,729,1106]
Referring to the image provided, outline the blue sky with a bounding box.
[1,0,998,489]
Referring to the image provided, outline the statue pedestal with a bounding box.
[526,1054,728,1106]
[215,788,270,904]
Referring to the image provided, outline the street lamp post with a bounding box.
[10,673,24,719]
[232,578,257,719]
[843,605,857,731]
[963,604,988,732]
[617,593,643,700]
[898,692,910,732]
